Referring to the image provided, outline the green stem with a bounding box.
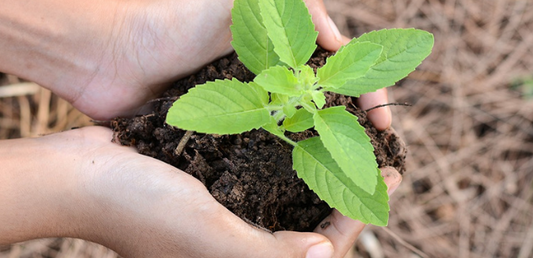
[275,132,298,147]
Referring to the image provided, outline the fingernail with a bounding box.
[306,242,334,258]
[381,167,402,195]
[327,16,342,43]
[388,180,401,195]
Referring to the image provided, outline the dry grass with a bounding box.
[0,75,91,139]
[1,0,533,257]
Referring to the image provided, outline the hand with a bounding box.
[1,0,392,127]
[0,127,401,258]
[1,0,235,120]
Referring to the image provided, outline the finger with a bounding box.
[195,210,335,258]
[178,207,335,258]
[313,167,402,258]
[304,0,345,51]
[173,199,336,258]
[274,231,334,258]
[356,88,392,131]
[197,205,335,258]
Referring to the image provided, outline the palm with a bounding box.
[64,126,331,258]
[71,1,234,120]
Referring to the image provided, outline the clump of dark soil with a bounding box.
[110,48,406,232]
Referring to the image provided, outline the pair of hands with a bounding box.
[0,0,402,257]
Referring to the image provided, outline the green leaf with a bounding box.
[262,116,285,138]
[312,91,326,109]
[270,93,288,106]
[283,108,313,132]
[269,93,297,118]
[259,0,318,68]
[166,79,270,134]
[293,137,389,225]
[283,104,298,118]
[254,66,301,96]
[299,65,318,86]
[313,106,378,194]
[317,42,382,89]
[230,0,281,74]
[330,28,434,96]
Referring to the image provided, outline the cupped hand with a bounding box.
[56,126,331,257]
[5,0,392,128]
[15,126,399,258]
[21,0,317,119]
[70,0,364,120]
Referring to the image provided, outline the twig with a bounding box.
[380,227,429,258]
[0,83,40,98]
[175,130,194,156]
[365,103,412,112]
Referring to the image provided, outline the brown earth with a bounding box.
[110,48,406,232]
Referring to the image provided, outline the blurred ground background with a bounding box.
[1,0,532,257]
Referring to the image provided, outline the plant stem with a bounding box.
[275,132,298,147]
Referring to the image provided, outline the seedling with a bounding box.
[166,0,433,226]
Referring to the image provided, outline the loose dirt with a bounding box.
[110,48,406,231]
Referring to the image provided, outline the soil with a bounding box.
[110,48,407,232]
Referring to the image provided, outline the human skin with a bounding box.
[0,127,401,258]
[0,0,399,257]
[0,0,391,128]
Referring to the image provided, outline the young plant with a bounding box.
[166,0,433,226]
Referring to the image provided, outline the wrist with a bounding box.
[0,127,140,245]
[0,133,86,243]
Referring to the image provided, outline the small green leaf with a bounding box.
[166,79,270,134]
[283,104,298,118]
[259,0,318,68]
[230,0,281,74]
[312,91,326,109]
[283,108,313,132]
[331,28,434,96]
[313,106,378,194]
[293,137,389,225]
[262,116,285,138]
[317,42,382,89]
[299,65,318,87]
[270,93,288,106]
[254,66,301,96]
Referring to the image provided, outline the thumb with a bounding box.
[273,231,334,258]
[304,0,350,51]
